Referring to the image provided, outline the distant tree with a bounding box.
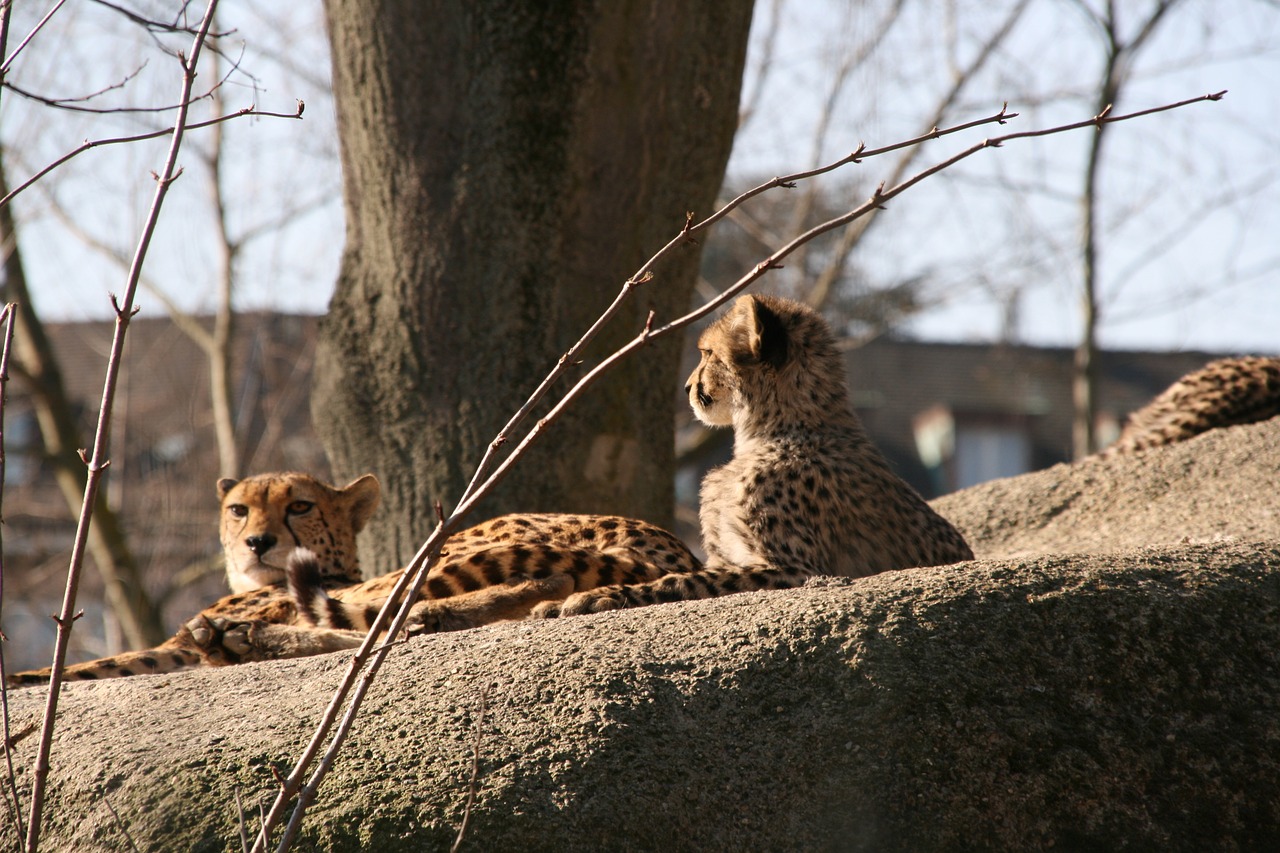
[0,151,165,648]
[315,0,755,573]
[0,1,324,653]
[1069,0,1184,458]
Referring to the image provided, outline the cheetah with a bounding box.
[259,513,699,651]
[10,472,378,683]
[1100,356,1280,457]
[9,473,699,683]
[535,293,974,617]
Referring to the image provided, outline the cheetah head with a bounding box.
[685,293,791,427]
[217,472,381,593]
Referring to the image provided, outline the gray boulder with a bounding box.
[4,420,1279,851]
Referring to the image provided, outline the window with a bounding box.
[914,406,1034,493]
[953,423,1032,490]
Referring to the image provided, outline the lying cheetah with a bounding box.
[9,473,699,683]
[10,472,378,683]
[1100,356,1280,456]
[536,293,974,617]
[245,513,699,655]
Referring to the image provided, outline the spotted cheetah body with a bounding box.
[539,294,974,616]
[1103,356,1280,456]
[10,473,699,682]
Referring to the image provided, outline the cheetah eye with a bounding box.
[287,500,315,515]
[227,504,248,519]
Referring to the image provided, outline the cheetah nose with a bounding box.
[245,533,277,557]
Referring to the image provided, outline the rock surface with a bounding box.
[4,420,1279,851]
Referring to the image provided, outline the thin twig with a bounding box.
[0,0,69,74]
[0,304,26,846]
[234,788,250,853]
[88,0,232,38]
[0,101,305,210]
[0,0,13,116]
[1,62,150,110]
[450,686,490,853]
[257,92,1222,851]
[804,0,1032,310]
[459,104,1018,499]
[22,3,223,849]
[101,792,141,853]
[2,36,250,115]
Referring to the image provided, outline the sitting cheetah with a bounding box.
[1100,356,1280,457]
[9,473,699,683]
[535,293,974,617]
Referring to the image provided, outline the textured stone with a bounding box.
[5,419,1279,851]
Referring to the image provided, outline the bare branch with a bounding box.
[101,792,142,853]
[450,686,489,853]
[36,189,217,350]
[735,0,781,129]
[458,105,1019,499]
[0,101,305,210]
[804,0,1033,310]
[88,0,234,38]
[0,0,69,74]
[252,92,1221,850]
[0,303,27,845]
[1,36,250,115]
[1,61,149,110]
[782,0,908,284]
[24,3,223,847]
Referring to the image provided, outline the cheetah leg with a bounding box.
[531,564,810,618]
[7,640,204,685]
[405,573,576,633]
[182,614,366,664]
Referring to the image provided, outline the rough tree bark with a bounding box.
[315,0,755,573]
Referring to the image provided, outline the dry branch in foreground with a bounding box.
[254,91,1224,851]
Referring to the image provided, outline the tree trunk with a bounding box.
[316,0,754,573]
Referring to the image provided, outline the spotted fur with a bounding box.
[285,514,701,637]
[1101,356,1280,456]
[8,472,380,684]
[536,294,974,617]
[9,474,699,683]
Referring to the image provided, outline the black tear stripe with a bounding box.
[283,513,303,548]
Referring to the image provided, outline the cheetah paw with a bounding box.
[529,600,563,619]
[403,602,481,635]
[532,591,623,618]
[183,615,254,661]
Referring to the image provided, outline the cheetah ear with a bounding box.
[736,294,788,368]
[217,478,239,500]
[339,474,382,532]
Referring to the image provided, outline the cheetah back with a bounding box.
[1104,356,1280,456]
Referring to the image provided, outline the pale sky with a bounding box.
[10,0,1280,355]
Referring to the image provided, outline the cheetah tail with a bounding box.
[287,548,349,628]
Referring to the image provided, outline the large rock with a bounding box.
[5,420,1279,851]
[934,416,1280,559]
